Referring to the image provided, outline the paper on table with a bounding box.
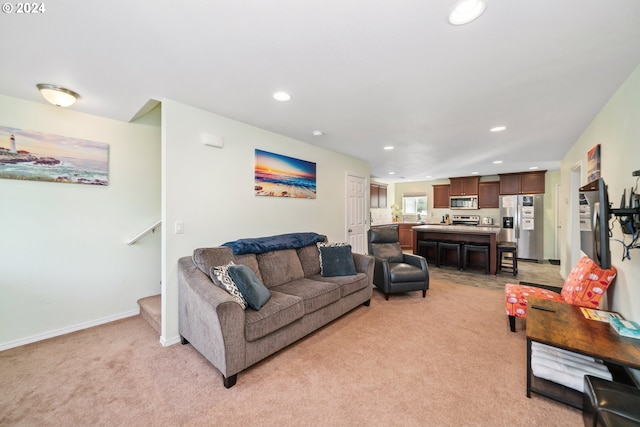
[580,307,623,323]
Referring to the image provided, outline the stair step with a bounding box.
[137,294,161,334]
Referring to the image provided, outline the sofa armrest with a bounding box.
[352,252,374,278]
[178,256,246,378]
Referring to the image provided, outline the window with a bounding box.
[402,193,427,216]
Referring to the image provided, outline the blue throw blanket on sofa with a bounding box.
[223,232,326,255]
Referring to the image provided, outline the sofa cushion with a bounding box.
[311,272,370,298]
[272,278,341,314]
[209,263,248,309]
[193,246,235,275]
[228,264,271,310]
[297,244,322,276]
[317,243,357,277]
[244,291,304,342]
[257,249,305,288]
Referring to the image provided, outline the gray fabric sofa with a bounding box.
[177,236,374,388]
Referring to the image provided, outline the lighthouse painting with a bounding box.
[0,125,109,186]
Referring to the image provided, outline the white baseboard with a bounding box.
[0,308,140,352]
[160,335,181,347]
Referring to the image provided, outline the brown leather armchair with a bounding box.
[367,225,429,300]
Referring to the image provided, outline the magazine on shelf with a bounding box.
[580,307,623,323]
[610,318,640,339]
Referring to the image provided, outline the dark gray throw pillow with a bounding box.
[227,264,271,310]
[317,243,357,277]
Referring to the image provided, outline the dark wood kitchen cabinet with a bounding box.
[370,183,387,208]
[449,176,479,196]
[478,181,500,208]
[499,171,546,195]
[398,223,415,251]
[433,184,450,208]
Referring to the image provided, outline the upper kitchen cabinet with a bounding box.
[433,184,450,208]
[499,171,546,194]
[449,176,479,196]
[370,183,387,208]
[478,181,500,208]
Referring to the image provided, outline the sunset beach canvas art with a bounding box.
[0,125,109,186]
[255,149,316,198]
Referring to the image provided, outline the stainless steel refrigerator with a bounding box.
[499,194,544,262]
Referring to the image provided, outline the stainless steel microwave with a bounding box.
[450,196,478,209]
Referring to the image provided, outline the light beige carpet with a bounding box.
[0,278,581,426]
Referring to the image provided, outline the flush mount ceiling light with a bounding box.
[493,160,503,164]
[312,130,324,137]
[272,91,292,102]
[490,126,506,132]
[383,146,394,150]
[449,0,486,25]
[36,84,80,107]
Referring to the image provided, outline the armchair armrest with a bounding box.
[403,253,429,272]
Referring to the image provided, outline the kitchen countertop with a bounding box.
[412,224,501,234]
[371,222,500,231]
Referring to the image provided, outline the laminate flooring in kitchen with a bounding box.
[425,258,565,291]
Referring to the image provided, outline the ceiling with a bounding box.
[2,1,639,182]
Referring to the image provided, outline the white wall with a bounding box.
[560,65,640,321]
[0,95,161,350]
[161,99,370,344]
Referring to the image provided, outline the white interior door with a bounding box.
[346,173,366,254]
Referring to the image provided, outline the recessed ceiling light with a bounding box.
[312,130,323,137]
[471,171,479,175]
[389,172,395,175]
[273,91,291,102]
[493,160,503,164]
[425,175,432,179]
[490,126,506,132]
[384,146,394,150]
[448,0,486,25]
[529,166,539,170]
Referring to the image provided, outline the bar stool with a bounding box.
[439,241,462,270]
[462,243,490,275]
[417,240,439,266]
[497,242,518,276]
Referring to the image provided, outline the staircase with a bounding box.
[137,294,161,334]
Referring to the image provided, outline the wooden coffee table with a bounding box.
[526,297,640,409]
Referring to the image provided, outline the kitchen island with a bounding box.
[412,224,501,275]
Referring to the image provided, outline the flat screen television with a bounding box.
[579,178,612,269]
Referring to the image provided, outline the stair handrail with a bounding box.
[127,220,161,245]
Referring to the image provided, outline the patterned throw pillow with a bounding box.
[317,242,357,277]
[209,262,248,309]
[560,256,617,308]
